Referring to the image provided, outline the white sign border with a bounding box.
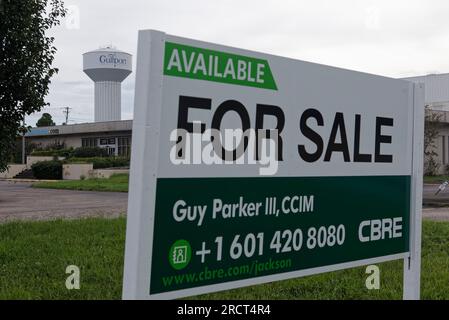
[122,30,165,299]
[122,30,423,300]
[403,82,424,300]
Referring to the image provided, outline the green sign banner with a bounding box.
[164,42,278,90]
[150,175,410,294]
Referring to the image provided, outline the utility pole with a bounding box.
[22,120,26,165]
[62,107,72,125]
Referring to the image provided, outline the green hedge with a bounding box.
[67,157,129,169]
[72,147,108,158]
[31,160,63,180]
[30,150,55,156]
[31,148,74,157]
[31,147,111,158]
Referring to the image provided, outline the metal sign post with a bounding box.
[403,83,424,300]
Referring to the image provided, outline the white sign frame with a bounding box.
[122,30,424,300]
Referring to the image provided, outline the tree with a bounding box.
[36,112,56,127]
[0,0,65,171]
[424,105,443,176]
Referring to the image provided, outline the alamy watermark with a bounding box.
[169,124,280,175]
[65,5,80,30]
[65,265,80,290]
[365,265,380,290]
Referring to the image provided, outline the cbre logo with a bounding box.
[99,54,127,67]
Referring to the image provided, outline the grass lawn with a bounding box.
[0,218,449,299]
[35,174,443,193]
[32,174,129,193]
[32,174,445,193]
[424,175,449,184]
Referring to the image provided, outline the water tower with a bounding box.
[83,46,132,122]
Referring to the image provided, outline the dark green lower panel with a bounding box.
[150,175,410,294]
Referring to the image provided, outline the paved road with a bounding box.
[423,183,449,207]
[423,207,449,221]
[423,184,449,220]
[0,180,448,223]
[0,180,128,223]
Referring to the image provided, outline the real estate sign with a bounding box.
[123,30,424,300]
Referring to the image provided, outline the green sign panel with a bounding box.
[150,176,410,294]
[164,42,278,90]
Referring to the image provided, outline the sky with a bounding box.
[26,0,449,126]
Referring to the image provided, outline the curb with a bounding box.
[0,178,60,183]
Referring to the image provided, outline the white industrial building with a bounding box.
[25,120,132,157]
[403,73,449,174]
[403,73,449,111]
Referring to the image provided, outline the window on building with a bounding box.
[118,136,131,157]
[445,136,449,164]
[107,147,116,156]
[443,136,447,165]
[82,138,97,147]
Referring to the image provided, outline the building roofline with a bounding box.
[402,72,449,79]
[25,119,133,137]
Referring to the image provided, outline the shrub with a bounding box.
[66,157,129,169]
[72,147,108,158]
[55,148,75,158]
[31,148,74,158]
[30,150,56,157]
[424,157,440,176]
[31,160,63,180]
